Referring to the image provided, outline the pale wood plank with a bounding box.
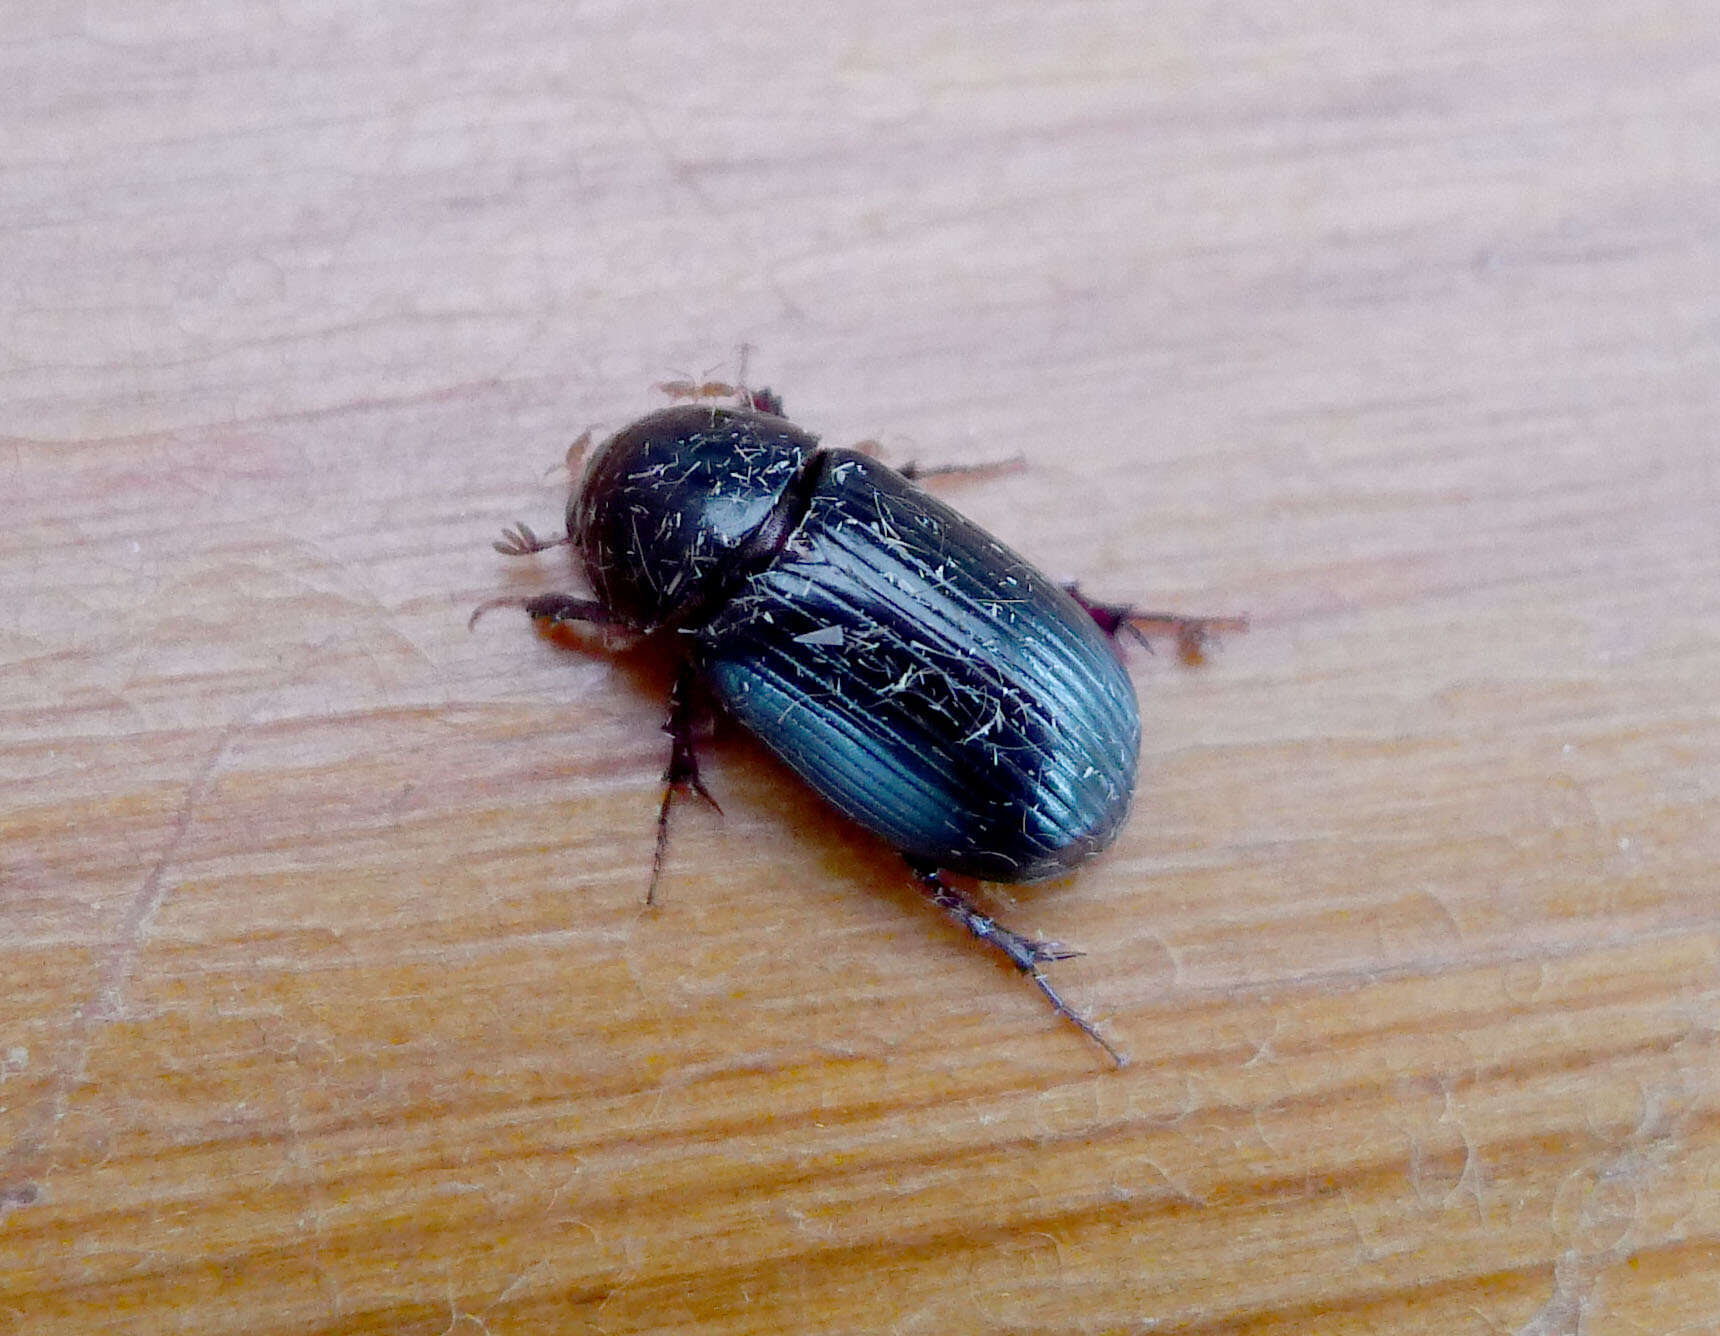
[3,2,1718,1331]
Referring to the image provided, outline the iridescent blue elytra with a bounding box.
[495,396,1225,1065]
[696,450,1138,882]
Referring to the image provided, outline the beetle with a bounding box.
[480,391,1243,1065]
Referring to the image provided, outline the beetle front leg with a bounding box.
[909,865,1127,1067]
[523,593,615,626]
[467,591,616,632]
[648,663,722,906]
[1063,584,1248,667]
[492,522,574,556]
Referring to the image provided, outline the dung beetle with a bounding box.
[480,391,1243,1065]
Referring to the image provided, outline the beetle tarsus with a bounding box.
[900,454,1026,484]
[1130,612,1250,667]
[1029,971,1129,1068]
[494,522,573,557]
[648,666,721,906]
[468,595,525,631]
[910,866,1126,1067]
[849,438,1022,484]
[1063,585,1248,667]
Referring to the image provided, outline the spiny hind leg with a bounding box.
[908,863,1126,1067]
[1063,584,1248,667]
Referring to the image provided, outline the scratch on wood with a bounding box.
[92,712,249,1023]
[0,710,252,1220]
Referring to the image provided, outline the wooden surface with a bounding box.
[4,3,1719,1332]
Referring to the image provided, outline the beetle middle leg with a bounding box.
[900,456,1026,484]
[909,864,1127,1067]
[1064,584,1249,667]
[649,662,722,906]
[850,438,1026,486]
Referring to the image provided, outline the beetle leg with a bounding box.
[1063,584,1249,667]
[657,377,737,401]
[899,454,1026,484]
[468,591,618,634]
[653,346,781,416]
[655,379,781,414]
[493,521,574,557]
[523,593,614,626]
[846,438,1023,484]
[1122,612,1250,667]
[467,592,607,632]
[909,865,1127,1067]
[649,664,722,906]
[562,429,593,477]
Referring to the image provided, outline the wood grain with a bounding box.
[4,2,1719,1332]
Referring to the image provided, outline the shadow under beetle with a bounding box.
[479,389,1244,1066]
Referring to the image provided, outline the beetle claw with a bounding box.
[686,776,722,816]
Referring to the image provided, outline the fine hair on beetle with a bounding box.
[476,382,1245,1066]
